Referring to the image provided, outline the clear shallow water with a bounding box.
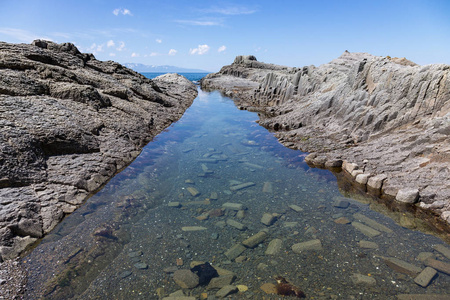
[23,80,450,299]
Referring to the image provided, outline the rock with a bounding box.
[260,282,277,294]
[242,231,268,248]
[215,285,238,298]
[350,273,376,285]
[416,252,435,262]
[292,239,323,252]
[0,40,197,259]
[353,213,393,233]
[383,257,422,277]
[168,202,181,208]
[262,182,273,193]
[163,297,196,300]
[229,182,255,191]
[265,239,283,255]
[367,174,388,190]
[414,267,437,287]
[333,199,349,209]
[181,226,207,231]
[358,240,378,249]
[261,213,277,226]
[226,219,247,231]
[351,222,381,238]
[200,53,450,227]
[173,269,200,289]
[396,189,419,203]
[207,275,236,290]
[187,187,200,197]
[433,244,450,260]
[288,204,303,212]
[119,271,132,278]
[236,210,245,219]
[134,262,148,269]
[355,173,371,185]
[222,202,244,211]
[334,217,350,224]
[424,258,450,275]
[224,244,246,260]
[236,285,248,292]
[210,192,218,200]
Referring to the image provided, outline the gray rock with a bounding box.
[226,219,247,231]
[215,285,238,298]
[414,267,437,287]
[201,53,450,227]
[224,244,246,260]
[242,231,268,248]
[351,222,381,238]
[424,258,450,275]
[292,239,323,252]
[173,269,199,289]
[383,257,422,277]
[396,189,419,203]
[0,40,198,260]
[207,274,236,290]
[134,263,148,270]
[260,213,277,226]
[265,239,283,255]
[433,244,450,260]
[350,273,376,285]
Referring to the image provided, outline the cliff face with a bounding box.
[0,40,197,259]
[201,53,450,226]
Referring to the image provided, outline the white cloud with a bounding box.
[203,5,257,15]
[113,8,133,16]
[107,40,115,47]
[156,39,162,43]
[189,44,210,55]
[150,52,159,56]
[131,52,139,57]
[116,41,125,51]
[176,20,222,26]
[218,45,226,53]
[168,49,177,56]
[109,53,116,57]
[87,43,104,54]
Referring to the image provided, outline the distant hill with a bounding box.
[123,63,210,73]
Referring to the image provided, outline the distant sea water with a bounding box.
[141,72,210,83]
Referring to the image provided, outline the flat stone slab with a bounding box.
[433,244,450,260]
[351,222,381,238]
[229,182,255,191]
[358,240,378,249]
[350,273,376,285]
[288,204,304,212]
[181,226,207,231]
[353,213,393,233]
[383,257,422,277]
[187,187,200,197]
[261,213,277,226]
[424,258,450,275]
[173,269,199,289]
[222,202,244,211]
[225,244,246,260]
[414,267,437,287]
[215,285,238,298]
[242,231,268,248]
[292,239,323,252]
[207,274,236,290]
[226,219,247,231]
[265,239,283,255]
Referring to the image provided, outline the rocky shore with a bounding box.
[0,40,197,261]
[201,54,450,229]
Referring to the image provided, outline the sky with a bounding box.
[1,0,449,72]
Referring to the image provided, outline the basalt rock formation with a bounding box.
[0,40,197,260]
[201,53,450,227]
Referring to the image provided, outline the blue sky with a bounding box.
[1,0,449,71]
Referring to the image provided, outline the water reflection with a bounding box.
[23,89,450,299]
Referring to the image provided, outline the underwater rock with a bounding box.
[191,262,219,285]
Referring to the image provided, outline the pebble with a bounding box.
[222,202,244,211]
[417,252,435,262]
[261,213,277,226]
[333,199,350,209]
[350,273,376,285]
[353,213,393,233]
[424,258,450,275]
[288,204,304,212]
[226,219,247,231]
[134,262,148,270]
[207,274,236,290]
[163,266,179,273]
[265,239,283,255]
[215,285,238,298]
[229,182,255,191]
[127,251,143,258]
[119,271,132,278]
[236,210,245,219]
[211,233,219,240]
[242,231,268,248]
[181,226,207,231]
[187,187,200,197]
[210,192,218,200]
[433,244,450,260]
[173,269,199,289]
[225,244,246,260]
[334,217,351,224]
[260,282,277,294]
[292,239,323,252]
[358,240,378,249]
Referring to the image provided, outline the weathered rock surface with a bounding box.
[201,53,450,227]
[0,40,197,260]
